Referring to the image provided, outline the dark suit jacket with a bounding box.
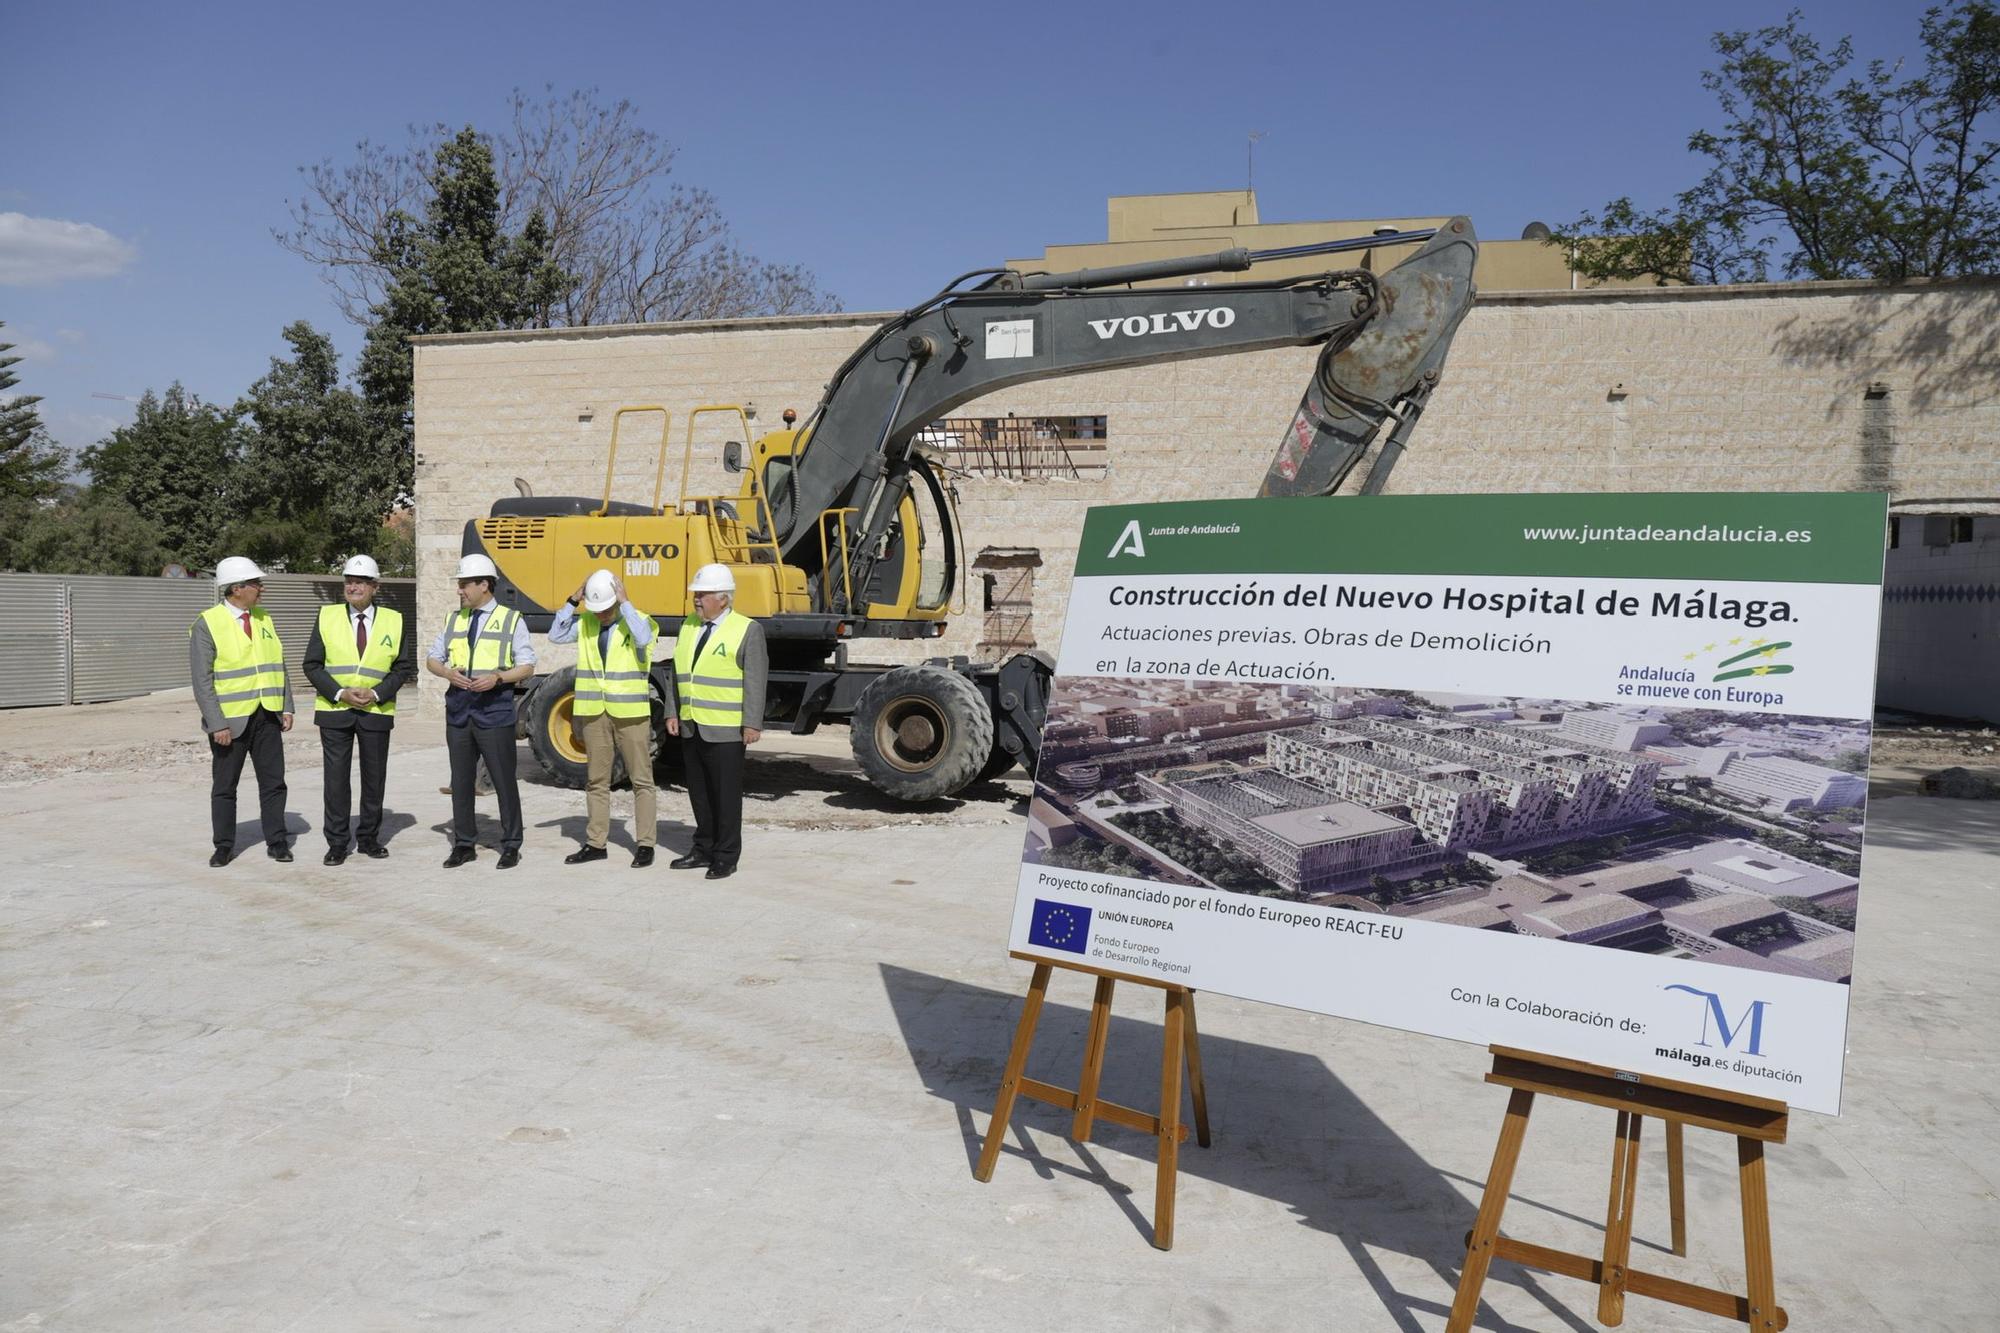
[303,612,410,731]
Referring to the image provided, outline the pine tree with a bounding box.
[0,322,63,504]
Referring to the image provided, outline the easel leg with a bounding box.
[1665,1118,1688,1257]
[1183,991,1212,1149]
[1071,977,1115,1141]
[1598,1112,1644,1326]
[1153,988,1187,1251]
[975,963,1052,1183]
[1445,1088,1535,1333]
[1738,1136,1780,1333]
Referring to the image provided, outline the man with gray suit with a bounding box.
[191,556,296,866]
[664,563,767,880]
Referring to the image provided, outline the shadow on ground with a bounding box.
[878,963,1606,1333]
[1859,793,2000,857]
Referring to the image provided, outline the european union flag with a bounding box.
[1027,898,1092,955]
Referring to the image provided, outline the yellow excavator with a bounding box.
[461,219,1479,801]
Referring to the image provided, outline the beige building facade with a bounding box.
[412,274,2000,719]
[1008,190,1654,292]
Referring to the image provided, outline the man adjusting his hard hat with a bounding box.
[302,554,408,865]
[425,553,536,869]
[191,556,295,866]
[665,563,767,879]
[549,568,658,867]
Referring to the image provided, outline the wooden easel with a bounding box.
[1447,1046,1790,1331]
[974,952,1212,1249]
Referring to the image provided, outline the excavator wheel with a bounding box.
[851,665,995,802]
[526,667,591,789]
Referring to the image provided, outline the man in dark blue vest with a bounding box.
[425,554,536,868]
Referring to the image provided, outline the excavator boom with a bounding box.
[768,220,1478,612]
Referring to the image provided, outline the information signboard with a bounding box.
[1011,493,1886,1114]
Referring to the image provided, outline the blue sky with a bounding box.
[3,0,1935,458]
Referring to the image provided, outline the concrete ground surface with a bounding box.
[2,696,1997,1331]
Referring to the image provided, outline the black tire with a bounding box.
[526,667,591,789]
[851,665,995,801]
[649,675,684,788]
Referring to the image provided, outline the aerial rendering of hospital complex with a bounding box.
[1028,683,1865,983]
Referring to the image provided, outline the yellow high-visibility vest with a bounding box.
[196,602,287,717]
[574,609,654,719]
[445,604,520,677]
[314,603,404,716]
[673,612,748,728]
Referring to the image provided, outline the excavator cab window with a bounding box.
[763,457,793,513]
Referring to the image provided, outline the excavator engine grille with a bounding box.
[478,517,548,551]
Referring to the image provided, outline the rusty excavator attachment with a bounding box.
[1258,217,1478,498]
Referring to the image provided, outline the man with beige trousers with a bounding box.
[549,568,659,866]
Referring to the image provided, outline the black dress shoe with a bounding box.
[209,848,232,868]
[496,850,521,870]
[565,845,608,865]
[669,852,710,870]
[704,863,736,880]
[631,847,655,868]
[443,846,476,868]
[358,843,389,859]
[323,848,348,866]
[268,845,294,863]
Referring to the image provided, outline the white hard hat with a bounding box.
[215,556,266,587]
[341,554,381,580]
[583,568,619,613]
[688,563,736,593]
[456,553,499,581]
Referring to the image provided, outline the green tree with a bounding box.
[279,88,838,327]
[357,128,568,502]
[5,485,167,575]
[82,385,243,569]
[1554,3,2000,283]
[0,323,64,504]
[372,518,415,577]
[231,321,390,570]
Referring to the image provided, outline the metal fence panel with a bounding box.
[65,576,219,704]
[0,576,71,708]
[0,573,420,709]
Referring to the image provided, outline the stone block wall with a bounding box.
[413,280,2000,718]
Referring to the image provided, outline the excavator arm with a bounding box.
[769,218,1478,613]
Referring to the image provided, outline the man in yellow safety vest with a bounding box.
[550,567,658,867]
[190,555,295,866]
[425,553,537,869]
[303,554,409,865]
[665,563,767,880]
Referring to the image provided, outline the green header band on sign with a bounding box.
[1073,492,1889,584]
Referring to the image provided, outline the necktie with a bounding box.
[692,621,714,663]
[239,611,252,638]
[355,610,368,655]
[597,620,613,672]
[465,610,484,683]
